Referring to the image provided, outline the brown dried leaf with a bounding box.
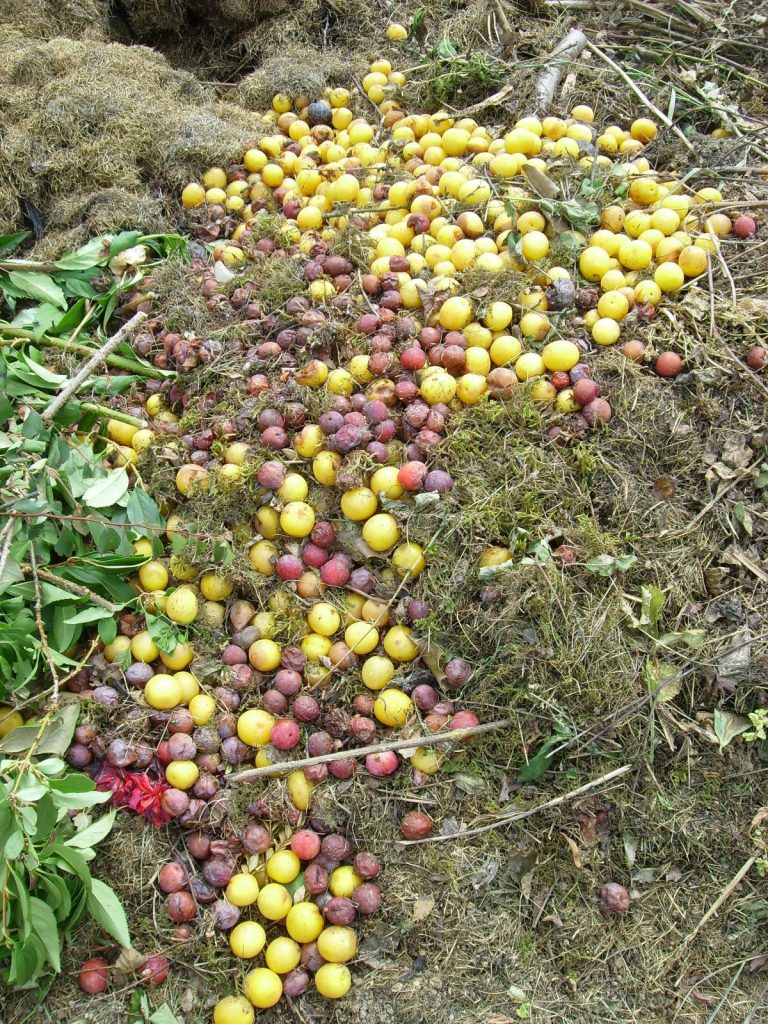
[652,475,677,501]
[114,947,146,975]
[412,895,435,921]
[561,833,582,868]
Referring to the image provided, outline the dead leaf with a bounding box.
[624,835,638,870]
[471,855,500,890]
[420,640,446,684]
[412,895,435,921]
[746,954,768,974]
[180,987,198,1014]
[691,990,717,1007]
[561,833,582,868]
[523,163,560,199]
[652,475,677,500]
[358,932,398,968]
[114,947,147,975]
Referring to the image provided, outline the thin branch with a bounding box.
[398,763,634,844]
[21,565,121,614]
[0,328,168,380]
[228,718,513,784]
[533,28,589,114]
[41,311,147,422]
[585,40,695,152]
[678,855,756,954]
[28,546,61,703]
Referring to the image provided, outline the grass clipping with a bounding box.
[0,35,268,251]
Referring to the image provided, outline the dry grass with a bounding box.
[3,1,768,1023]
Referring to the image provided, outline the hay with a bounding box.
[235,45,355,110]
[0,0,110,41]
[0,36,268,249]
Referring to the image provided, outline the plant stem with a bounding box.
[228,718,512,784]
[78,403,147,427]
[0,328,168,380]
[42,313,147,421]
[21,565,122,613]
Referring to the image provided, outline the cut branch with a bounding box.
[228,718,513,784]
[533,28,589,114]
[41,311,147,422]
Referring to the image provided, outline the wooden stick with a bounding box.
[397,763,634,844]
[585,41,695,152]
[41,312,147,422]
[228,718,513,784]
[678,856,756,956]
[533,28,589,114]
[0,328,168,379]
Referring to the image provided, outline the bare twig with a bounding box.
[29,546,61,703]
[228,718,513,784]
[398,763,634,844]
[41,311,147,422]
[21,565,121,614]
[533,28,589,114]
[585,41,695,152]
[678,856,756,957]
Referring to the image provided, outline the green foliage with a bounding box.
[0,232,188,339]
[0,705,129,987]
[0,340,164,699]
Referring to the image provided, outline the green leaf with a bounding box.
[0,703,79,755]
[4,824,24,858]
[46,844,92,888]
[732,500,753,537]
[6,271,67,310]
[0,230,31,256]
[87,877,131,947]
[0,554,24,595]
[436,34,458,59]
[585,553,636,576]
[150,1005,181,1024]
[64,606,114,626]
[49,298,88,336]
[109,231,143,257]
[713,708,751,752]
[640,584,665,628]
[65,810,116,850]
[98,616,118,645]
[126,488,164,530]
[518,733,568,782]
[81,468,130,508]
[29,896,61,971]
[9,934,46,985]
[145,612,182,656]
[54,238,106,271]
[49,774,111,810]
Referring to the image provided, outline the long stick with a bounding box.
[679,855,756,953]
[78,402,147,427]
[533,28,589,114]
[0,328,167,379]
[398,763,634,844]
[585,41,695,152]
[41,312,147,422]
[228,718,513,784]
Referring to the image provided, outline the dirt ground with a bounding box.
[2,2,768,1023]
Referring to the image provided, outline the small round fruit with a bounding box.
[257,882,293,921]
[237,708,276,746]
[373,688,413,727]
[286,902,325,943]
[541,340,579,372]
[655,351,683,378]
[139,560,169,591]
[213,996,255,1024]
[229,920,267,959]
[243,967,283,1009]
[166,587,198,625]
[314,962,351,999]
[382,625,419,662]
[362,513,400,551]
[317,925,357,963]
[265,936,302,975]
[281,501,315,538]
[344,620,379,655]
[165,760,199,790]
[361,655,395,690]
[266,849,300,884]
[329,865,363,898]
[79,957,109,994]
[145,674,182,710]
[226,873,260,907]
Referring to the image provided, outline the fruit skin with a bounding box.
[655,351,683,378]
[314,962,352,999]
[213,995,255,1024]
[316,925,357,963]
[79,957,109,994]
[229,920,267,958]
[243,967,283,1008]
